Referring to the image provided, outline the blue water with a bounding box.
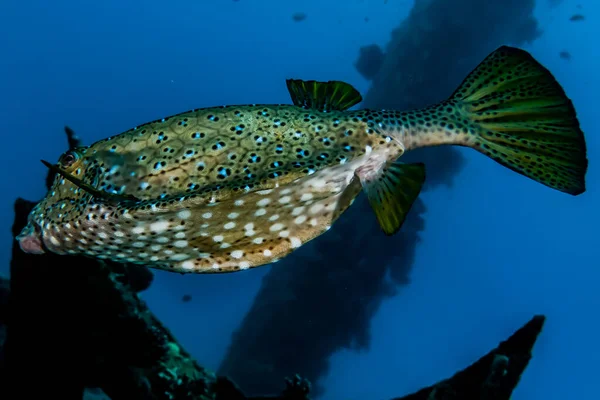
[1,0,598,399]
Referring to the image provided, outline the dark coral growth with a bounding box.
[393,315,545,399]
[219,0,543,397]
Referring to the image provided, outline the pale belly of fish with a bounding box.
[64,157,364,273]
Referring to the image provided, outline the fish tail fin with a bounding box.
[412,45,588,195]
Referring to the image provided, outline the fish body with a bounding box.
[17,46,588,273]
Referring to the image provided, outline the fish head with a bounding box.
[17,147,109,255]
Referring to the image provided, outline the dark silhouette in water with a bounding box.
[560,50,572,60]
[354,44,385,80]
[292,12,307,22]
[218,0,544,397]
[570,14,585,22]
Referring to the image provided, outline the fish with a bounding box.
[17,46,588,274]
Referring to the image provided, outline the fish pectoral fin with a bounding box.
[356,161,425,235]
[40,159,141,206]
[285,79,363,111]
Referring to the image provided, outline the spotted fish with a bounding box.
[17,46,588,273]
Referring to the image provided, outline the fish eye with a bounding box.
[59,151,79,168]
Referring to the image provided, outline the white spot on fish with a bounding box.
[151,245,162,252]
[220,243,231,249]
[177,209,192,220]
[181,261,195,270]
[279,230,290,238]
[310,204,324,214]
[239,261,250,269]
[310,218,318,226]
[290,237,302,248]
[279,196,291,204]
[255,208,267,216]
[311,179,326,189]
[280,188,292,195]
[213,235,224,242]
[228,212,239,219]
[257,198,271,207]
[294,215,307,224]
[175,232,186,239]
[98,232,108,239]
[50,236,60,246]
[257,189,273,195]
[270,223,284,232]
[202,212,212,219]
[150,221,169,233]
[291,206,305,216]
[132,242,145,248]
[156,237,169,244]
[132,226,144,235]
[269,214,279,221]
[211,263,220,269]
[253,237,264,244]
[174,240,187,248]
[231,250,244,259]
[224,222,236,230]
[234,199,244,206]
[301,193,313,201]
[263,249,272,257]
[170,254,188,261]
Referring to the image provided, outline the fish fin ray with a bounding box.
[357,161,425,235]
[285,79,362,111]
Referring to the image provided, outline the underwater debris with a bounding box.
[182,294,193,303]
[392,315,546,399]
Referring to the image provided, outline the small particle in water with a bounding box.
[559,51,571,60]
[569,14,584,22]
[182,294,192,302]
[292,12,307,22]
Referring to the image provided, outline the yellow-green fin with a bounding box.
[450,45,587,195]
[286,79,362,111]
[357,161,425,235]
[41,160,140,206]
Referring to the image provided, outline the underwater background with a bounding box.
[0,0,598,399]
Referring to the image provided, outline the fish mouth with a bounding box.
[16,222,46,255]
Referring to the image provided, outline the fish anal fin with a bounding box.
[356,161,425,235]
[285,79,362,111]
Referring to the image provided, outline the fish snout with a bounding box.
[16,224,46,255]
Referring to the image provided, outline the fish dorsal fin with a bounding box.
[356,161,426,235]
[41,160,141,206]
[286,79,363,111]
